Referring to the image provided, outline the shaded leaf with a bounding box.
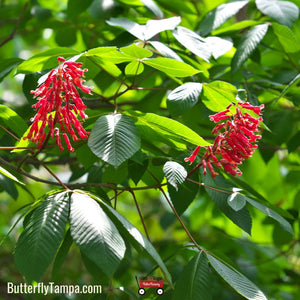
[173,251,212,300]
[88,114,141,168]
[202,170,252,235]
[0,58,23,82]
[0,105,27,137]
[256,0,299,27]
[70,192,126,278]
[163,161,187,190]
[200,0,249,36]
[52,229,73,278]
[0,166,24,186]
[143,57,200,77]
[0,174,18,200]
[168,171,199,215]
[244,196,294,235]
[14,192,70,282]
[231,24,268,73]
[207,254,267,300]
[87,192,173,286]
[167,82,202,115]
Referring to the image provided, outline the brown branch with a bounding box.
[147,168,201,249]
[129,189,151,241]
[0,125,20,141]
[0,1,29,48]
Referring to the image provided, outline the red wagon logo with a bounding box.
[135,276,164,296]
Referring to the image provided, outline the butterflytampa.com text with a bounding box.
[7,282,102,296]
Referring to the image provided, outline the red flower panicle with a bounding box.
[24,57,92,151]
[185,102,264,178]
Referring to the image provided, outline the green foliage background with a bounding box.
[0,0,300,299]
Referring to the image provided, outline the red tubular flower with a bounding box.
[24,57,92,151]
[184,145,201,164]
[185,102,264,178]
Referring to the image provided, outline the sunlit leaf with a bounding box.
[163,161,187,190]
[256,0,299,27]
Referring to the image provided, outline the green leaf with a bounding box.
[128,158,148,185]
[272,23,300,53]
[88,192,173,286]
[207,254,267,300]
[149,41,184,61]
[244,196,294,235]
[200,0,249,36]
[202,170,252,235]
[0,58,23,82]
[52,229,73,278]
[163,161,187,190]
[70,192,126,278]
[172,26,211,62]
[274,73,300,104]
[106,16,181,40]
[0,105,27,137]
[256,0,299,27]
[227,192,247,211]
[0,166,24,186]
[87,47,134,64]
[67,0,93,18]
[127,111,210,149]
[120,43,153,59]
[55,26,77,47]
[212,20,261,35]
[231,24,269,73]
[14,191,70,282]
[202,81,237,112]
[167,82,202,115]
[205,37,233,59]
[173,251,212,300]
[0,174,18,200]
[141,0,164,18]
[88,114,141,168]
[168,171,199,215]
[125,60,144,76]
[17,48,80,74]
[144,57,200,77]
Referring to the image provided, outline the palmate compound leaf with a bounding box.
[172,251,212,300]
[86,192,173,286]
[88,114,141,168]
[231,24,269,73]
[14,191,70,282]
[167,82,203,115]
[199,0,249,36]
[207,254,267,300]
[256,0,299,28]
[69,192,126,278]
[163,161,187,191]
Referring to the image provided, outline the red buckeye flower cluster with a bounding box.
[24,57,92,152]
[185,102,264,178]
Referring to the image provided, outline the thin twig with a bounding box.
[129,189,151,241]
[0,1,29,48]
[147,169,201,249]
[186,178,232,194]
[0,125,20,141]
